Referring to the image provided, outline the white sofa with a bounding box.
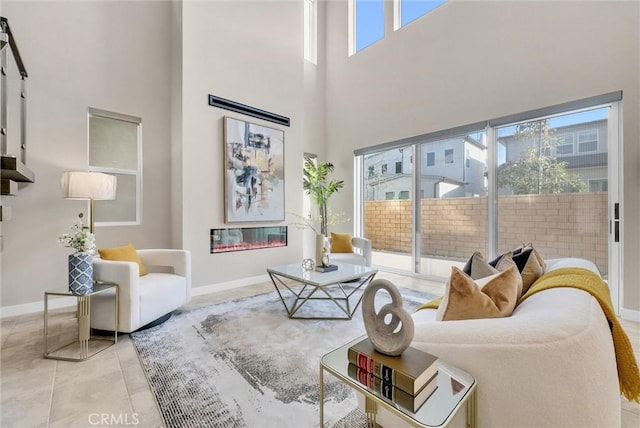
[328,236,373,267]
[91,249,191,333]
[364,258,620,427]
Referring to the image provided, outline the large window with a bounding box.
[351,0,385,54]
[496,107,609,274]
[356,92,621,284]
[396,0,447,28]
[304,0,317,63]
[88,108,142,225]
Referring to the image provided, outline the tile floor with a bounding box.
[1,271,639,427]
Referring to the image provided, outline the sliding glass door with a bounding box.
[417,131,488,276]
[356,95,621,304]
[496,107,611,276]
[363,148,413,271]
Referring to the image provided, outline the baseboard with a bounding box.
[0,295,77,319]
[1,274,271,319]
[191,274,269,296]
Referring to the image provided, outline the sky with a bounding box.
[356,0,447,52]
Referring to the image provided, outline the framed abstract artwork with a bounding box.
[224,116,285,222]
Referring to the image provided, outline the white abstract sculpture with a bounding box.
[361,278,415,356]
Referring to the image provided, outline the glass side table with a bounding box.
[43,282,118,361]
[320,336,477,428]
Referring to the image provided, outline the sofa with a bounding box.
[91,249,191,333]
[362,258,620,427]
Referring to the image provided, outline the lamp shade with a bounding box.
[61,171,117,200]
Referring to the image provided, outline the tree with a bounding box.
[497,120,587,195]
[302,158,344,236]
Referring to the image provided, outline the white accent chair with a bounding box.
[328,236,373,267]
[91,249,191,333]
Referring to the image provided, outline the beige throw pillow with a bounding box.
[463,251,523,299]
[436,266,520,321]
[515,247,546,295]
[465,251,498,279]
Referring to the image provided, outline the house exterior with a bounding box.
[364,135,487,200]
[498,119,608,193]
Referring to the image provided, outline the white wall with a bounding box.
[1,1,173,308]
[324,0,640,312]
[180,0,309,288]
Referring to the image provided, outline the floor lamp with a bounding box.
[61,171,117,233]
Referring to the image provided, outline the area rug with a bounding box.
[131,283,434,428]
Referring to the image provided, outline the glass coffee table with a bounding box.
[267,262,377,320]
[320,336,477,427]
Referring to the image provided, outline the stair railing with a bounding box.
[0,16,28,164]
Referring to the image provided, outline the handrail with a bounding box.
[0,17,28,78]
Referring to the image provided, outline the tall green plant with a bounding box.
[303,157,344,236]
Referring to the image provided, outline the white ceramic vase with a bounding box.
[315,234,327,267]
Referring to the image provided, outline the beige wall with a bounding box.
[0,1,174,307]
[325,0,640,313]
[365,193,608,275]
[180,1,309,288]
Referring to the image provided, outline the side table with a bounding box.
[320,336,477,428]
[43,282,118,361]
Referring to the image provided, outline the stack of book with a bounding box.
[347,338,439,413]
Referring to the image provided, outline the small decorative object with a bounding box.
[315,234,327,267]
[321,247,330,268]
[302,258,315,271]
[361,278,415,356]
[58,214,96,294]
[315,264,338,273]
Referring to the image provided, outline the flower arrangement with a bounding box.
[57,214,96,255]
[289,211,350,236]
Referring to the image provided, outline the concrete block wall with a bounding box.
[364,192,608,274]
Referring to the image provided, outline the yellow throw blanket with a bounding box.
[519,267,640,403]
[416,267,640,402]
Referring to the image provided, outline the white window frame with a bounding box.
[304,0,317,64]
[578,129,598,153]
[88,107,142,227]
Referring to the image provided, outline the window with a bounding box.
[589,179,608,192]
[465,149,470,168]
[556,143,574,155]
[351,0,384,54]
[555,134,574,156]
[578,130,598,153]
[398,190,410,199]
[385,191,395,200]
[396,0,447,29]
[426,151,435,166]
[368,165,375,178]
[395,161,402,173]
[445,148,454,164]
[381,163,388,174]
[88,108,141,225]
[304,0,317,63]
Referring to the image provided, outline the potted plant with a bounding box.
[302,157,344,264]
[58,213,96,294]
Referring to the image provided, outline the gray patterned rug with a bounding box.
[131,283,432,428]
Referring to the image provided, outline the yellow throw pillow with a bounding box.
[330,232,354,253]
[98,243,148,276]
[436,266,519,321]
